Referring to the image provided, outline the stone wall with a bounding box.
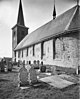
[55,36,78,68]
[15,32,79,69]
[42,32,79,68]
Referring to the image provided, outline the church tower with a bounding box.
[12,0,29,62]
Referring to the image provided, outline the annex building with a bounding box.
[12,0,80,72]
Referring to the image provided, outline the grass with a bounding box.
[0,69,79,99]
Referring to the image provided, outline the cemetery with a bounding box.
[17,61,79,88]
[0,60,79,99]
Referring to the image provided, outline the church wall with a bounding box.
[26,43,41,64]
[54,33,78,68]
[12,27,17,61]
[78,31,80,66]
[12,28,17,49]
[42,40,53,64]
[34,43,41,61]
[15,32,79,69]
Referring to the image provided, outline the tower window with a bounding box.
[21,31,25,38]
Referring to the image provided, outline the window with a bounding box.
[13,31,16,41]
[26,48,28,56]
[41,42,44,59]
[18,50,20,58]
[43,42,46,56]
[33,45,35,56]
[15,51,16,58]
[53,39,55,59]
[22,50,23,57]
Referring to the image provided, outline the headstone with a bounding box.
[40,65,46,72]
[37,60,39,65]
[34,60,36,64]
[8,62,12,72]
[51,66,57,75]
[19,61,23,68]
[28,67,37,84]
[25,64,31,72]
[1,59,5,72]
[18,61,29,86]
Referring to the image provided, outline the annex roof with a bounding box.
[15,5,80,51]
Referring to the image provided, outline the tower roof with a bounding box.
[17,0,25,26]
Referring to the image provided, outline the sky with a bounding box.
[0,0,79,58]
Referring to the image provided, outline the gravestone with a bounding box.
[18,61,29,86]
[51,66,57,75]
[28,67,37,84]
[40,65,46,72]
[25,64,31,72]
[1,59,5,72]
[19,61,23,68]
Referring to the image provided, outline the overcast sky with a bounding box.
[0,0,79,58]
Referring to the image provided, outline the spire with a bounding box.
[53,0,56,20]
[77,0,79,5]
[17,0,25,26]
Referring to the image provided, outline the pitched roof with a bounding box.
[15,5,80,51]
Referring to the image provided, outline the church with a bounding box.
[12,0,80,73]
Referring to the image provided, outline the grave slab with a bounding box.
[40,75,74,89]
